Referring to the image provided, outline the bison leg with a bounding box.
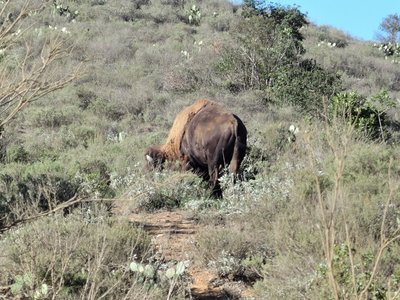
[180,155,191,171]
[208,166,222,198]
[210,182,222,198]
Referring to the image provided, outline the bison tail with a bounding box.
[228,140,243,174]
[229,115,247,175]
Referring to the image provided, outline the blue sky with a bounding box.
[231,1,399,41]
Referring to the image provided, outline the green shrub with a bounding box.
[71,124,96,148]
[329,90,394,140]
[187,4,201,26]
[313,243,400,299]
[217,6,307,91]
[0,161,79,227]
[5,145,29,163]
[75,159,115,198]
[271,59,342,116]
[374,42,400,63]
[77,89,96,110]
[216,2,342,116]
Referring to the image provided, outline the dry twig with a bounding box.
[0,0,83,129]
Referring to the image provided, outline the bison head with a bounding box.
[145,146,167,169]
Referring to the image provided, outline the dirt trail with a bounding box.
[121,209,251,299]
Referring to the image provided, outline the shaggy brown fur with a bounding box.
[146,99,247,197]
[180,103,247,196]
[146,99,215,164]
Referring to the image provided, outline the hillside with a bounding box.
[1,0,400,299]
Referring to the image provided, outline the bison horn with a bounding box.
[146,154,154,163]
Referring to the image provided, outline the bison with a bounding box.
[145,99,247,197]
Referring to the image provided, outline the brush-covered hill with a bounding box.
[1,1,400,299]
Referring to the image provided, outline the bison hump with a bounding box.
[161,99,215,160]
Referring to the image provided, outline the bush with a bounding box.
[196,224,272,282]
[5,145,29,163]
[271,58,342,116]
[75,159,114,198]
[217,5,308,91]
[125,170,209,212]
[0,213,163,299]
[217,2,341,117]
[0,161,79,228]
[374,42,400,63]
[329,90,394,140]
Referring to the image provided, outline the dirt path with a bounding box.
[120,209,251,299]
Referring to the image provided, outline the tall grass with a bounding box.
[306,106,400,299]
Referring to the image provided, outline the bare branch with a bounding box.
[0,195,83,234]
[0,0,32,49]
[0,0,83,128]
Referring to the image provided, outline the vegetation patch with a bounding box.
[1,0,400,298]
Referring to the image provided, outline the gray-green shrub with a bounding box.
[0,213,165,299]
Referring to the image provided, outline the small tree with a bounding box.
[0,0,82,131]
[217,3,341,116]
[378,13,400,43]
[217,3,308,91]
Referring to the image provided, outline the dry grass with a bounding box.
[0,211,159,299]
[1,1,400,299]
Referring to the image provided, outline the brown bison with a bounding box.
[145,99,247,196]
